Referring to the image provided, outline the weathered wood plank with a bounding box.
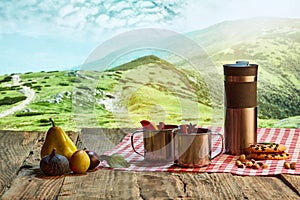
[233,175,300,199]
[59,171,247,199]
[57,128,140,199]
[59,170,142,200]
[170,172,245,199]
[136,172,187,199]
[0,131,39,196]
[0,131,78,200]
[280,174,300,196]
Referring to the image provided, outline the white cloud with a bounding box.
[1,0,300,75]
[59,5,78,18]
[137,1,155,9]
[108,1,130,11]
[0,0,187,40]
[117,8,135,18]
[95,14,110,25]
[1,0,300,41]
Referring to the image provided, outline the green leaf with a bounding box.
[100,154,130,168]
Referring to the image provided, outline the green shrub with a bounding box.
[0,76,12,83]
[0,87,8,91]
[11,86,21,90]
[23,83,32,87]
[58,82,69,86]
[32,85,42,90]
[39,119,50,123]
[15,112,43,117]
[0,96,26,106]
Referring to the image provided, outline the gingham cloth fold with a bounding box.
[98,128,300,176]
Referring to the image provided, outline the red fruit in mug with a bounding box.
[140,120,158,130]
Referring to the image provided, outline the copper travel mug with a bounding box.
[224,61,258,155]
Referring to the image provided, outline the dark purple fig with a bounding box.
[40,148,70,176]
[85,150,101,170]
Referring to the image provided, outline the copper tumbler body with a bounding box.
[131,126,178,162]
[224,61,258,155]
[175,129,224,167]
[142,129,176,162]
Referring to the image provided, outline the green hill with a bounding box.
[0,71,77,130]
[186,17,300,127]
[0,17,299,130]
[0,55,216,131]
[73,55,215,129]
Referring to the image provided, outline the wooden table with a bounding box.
[0,128,299,199]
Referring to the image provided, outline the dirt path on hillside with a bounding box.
[0,75,35,118]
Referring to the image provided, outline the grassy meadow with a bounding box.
[0,17,299,131]
[0,54,298,131]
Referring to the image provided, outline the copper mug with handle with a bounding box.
[175,128,224,167]
[131,125,178,162]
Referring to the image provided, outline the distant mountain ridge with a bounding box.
[105,17,299,121]
[109,17,300,120]
[187,17,300,51]
[184,17,300,120]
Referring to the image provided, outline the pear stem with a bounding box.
[50,148,57,157]
[49,118,55,127]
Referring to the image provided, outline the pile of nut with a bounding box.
[284,161,297,170]
[235,154,268,169]
[236,154,297,170]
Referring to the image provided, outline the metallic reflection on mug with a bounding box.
[175,128,224,167]
[131,125,178,162]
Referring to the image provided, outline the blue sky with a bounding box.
[1,0,300,75]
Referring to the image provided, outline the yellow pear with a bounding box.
[41,118,77,160]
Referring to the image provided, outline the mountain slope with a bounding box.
[0,17,299,130]
[188,17,300,52]
[74,55,216,128]
[186,17,300,121]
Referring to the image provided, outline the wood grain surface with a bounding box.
[280,174,300,196]
[0,131,39,196]
[0,131,78,200]
[0,129,299,199]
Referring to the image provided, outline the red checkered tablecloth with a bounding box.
[98,128,300,176]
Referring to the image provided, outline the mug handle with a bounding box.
[211,133,224,159]
[130,130,144,157]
